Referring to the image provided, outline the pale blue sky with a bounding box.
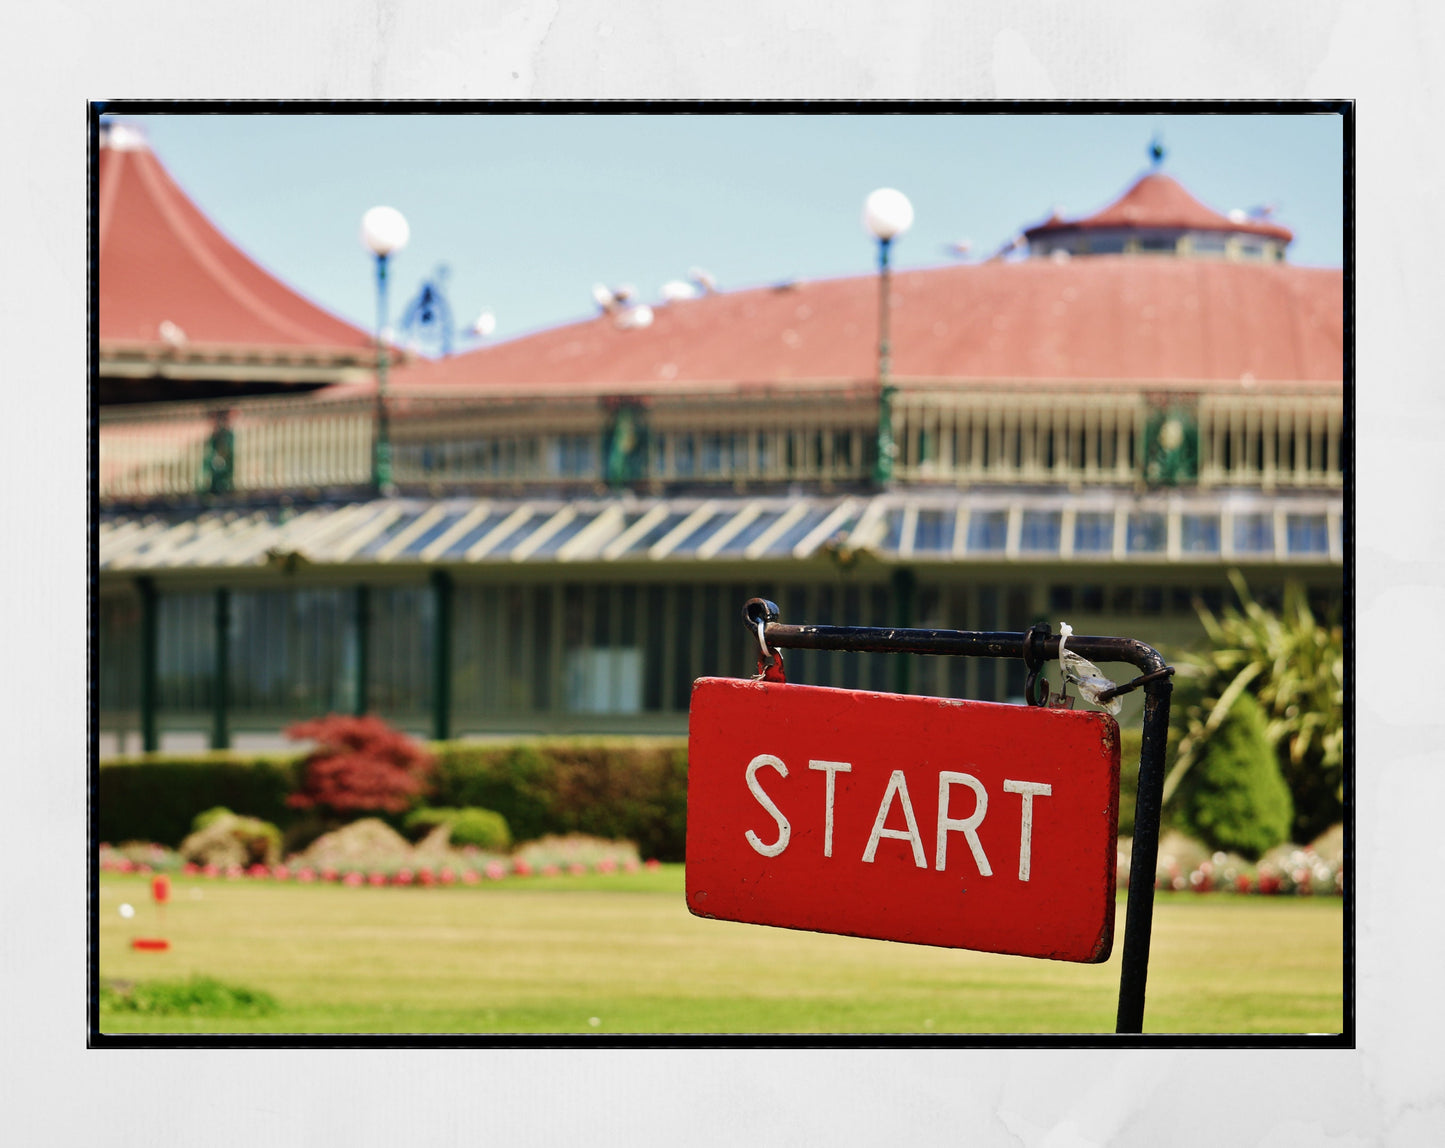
[118,110,1345,350]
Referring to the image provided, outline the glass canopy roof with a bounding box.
[99,492,1343,572]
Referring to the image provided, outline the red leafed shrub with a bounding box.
[285,714,435,816]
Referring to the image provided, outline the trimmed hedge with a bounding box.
[428,739,689,862]
[96,754,300,850]
[98,739,691,861]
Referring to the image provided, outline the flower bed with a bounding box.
[1115,829,1345,896]
[99,837,662,887]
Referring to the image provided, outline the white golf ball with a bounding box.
[118,903,135,918]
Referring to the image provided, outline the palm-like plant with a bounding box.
[1166,570,1344,844]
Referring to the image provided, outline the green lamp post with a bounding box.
[361,205,410,496]
[864,187,913,488]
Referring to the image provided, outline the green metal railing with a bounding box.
[97,388,1345,503]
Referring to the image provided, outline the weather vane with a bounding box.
[399,265,456,357]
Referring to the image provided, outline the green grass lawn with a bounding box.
[96,868,1344,1036]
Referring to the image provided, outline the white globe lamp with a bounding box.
[863,188,914,241]
[361,205,410,256]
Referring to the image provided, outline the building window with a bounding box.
[1234,513,1275,553]
[674,433,696,477]
[565,648,643,714]
[967,510,1008,552]
[1286,513,1330,555]
[1138,236,1176,254]
[156,591,216,713]
[1126,512,1167,553]
[1181,513,1221,553]
[1074,512,1114,553]
[913,509,954,552]
[550,434,598,478]
[1192,233,1227,255]
[368,586,434,717]
[99,593,141,716]
[228,588,352,718]
[701,432,729,475]
[1020,510,1061,552]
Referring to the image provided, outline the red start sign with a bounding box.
[686,677,1121,963]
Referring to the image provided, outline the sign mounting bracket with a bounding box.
[736,597,1175,1035]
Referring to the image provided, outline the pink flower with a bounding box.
[342,871,363,886]
[568,863,588,876]
[542,864,561,877]
[296,868,316,883]
[439,868,456,885]
[225,865,244,879]
[248,864,270,878]
[598,859,617,874]
[394,868,414,886]
[273,865,290,881]
[461,869,480,885]
[1235,875,1252,894]
[624,860,640,873]
[320,867,338,882]
[182,863,200,876]
[484,861,506,881]
[418,868,435,886]
[368,871,387,886]
[644,859,661,871]
[512,860,533,877]
[202,863,219,878]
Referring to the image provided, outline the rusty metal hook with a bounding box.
[1022,622,1052,707]
[743,597,785,682]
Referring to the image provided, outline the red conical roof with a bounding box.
[98,122,373,361]
[1024,172,1293,243]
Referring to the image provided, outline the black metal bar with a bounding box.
[430,569,453,741]
[1116,673,1172,1034]
[211,587,230,751]
[742,603,1173,1035]
[759,620,1167,678]
[136,575,158,753]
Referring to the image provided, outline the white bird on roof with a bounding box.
[614,304,654,331]
[660,279,701,302]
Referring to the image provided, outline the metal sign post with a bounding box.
[685,598,1174,1035]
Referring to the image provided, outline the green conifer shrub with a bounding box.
[1171,692,1294,860]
